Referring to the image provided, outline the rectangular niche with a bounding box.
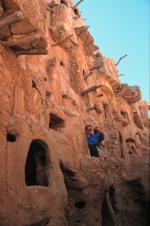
[49,113,65,130]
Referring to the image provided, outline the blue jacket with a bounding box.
[86,133,104,146]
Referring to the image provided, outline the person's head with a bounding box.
[94,124,103,134]
[85,124,92,135]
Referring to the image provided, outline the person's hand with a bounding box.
[94,126,100,134]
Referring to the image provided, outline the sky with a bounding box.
[74,0,150,102]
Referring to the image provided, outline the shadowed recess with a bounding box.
[25,139,50,187]
[7,133,16,142]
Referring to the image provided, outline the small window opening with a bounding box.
[25,139,50,186]
[74,201,86,209]
[83,69,86,77]
[44,77,47,81]
[49,113,65,130]
[32,79,36,89]
[7,133,16,142]
[74,8,80,16]
[60,61,65,67]
[60,0,67,5]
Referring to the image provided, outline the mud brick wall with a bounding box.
[0,1,149,226]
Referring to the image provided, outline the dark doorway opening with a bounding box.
[25,139,50,186]
[7,133,16,142]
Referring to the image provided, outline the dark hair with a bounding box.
[85,125,92,130]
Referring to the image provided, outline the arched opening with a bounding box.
[25,139,50,187]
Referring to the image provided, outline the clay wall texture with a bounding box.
[0,0,149,226]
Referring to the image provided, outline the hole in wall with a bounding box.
[7,133,16,142]
[25,139,50,187]
[83,69,86,77]
[60,61,65,67]
[32,79,36,88]
[49,113,65,130]
[74,8,80,16]
[60,0,68,6]
[74,201,86,209]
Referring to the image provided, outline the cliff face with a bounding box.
[0,1,149,226]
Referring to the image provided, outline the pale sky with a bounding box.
[74,0,150,102]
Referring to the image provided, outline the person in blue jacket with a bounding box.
[85,124,104,157]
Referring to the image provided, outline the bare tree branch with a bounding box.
[74,0,84,8]
[116,54,127,66]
